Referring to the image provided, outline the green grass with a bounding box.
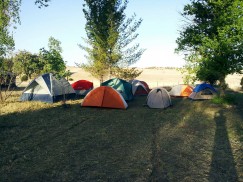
[211,94,237,105]
[0,90,242,181]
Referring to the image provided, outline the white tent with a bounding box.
[146,87,172,109]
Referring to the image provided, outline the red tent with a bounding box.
[71,80,93,95]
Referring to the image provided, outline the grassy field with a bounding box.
[0,89,242,181]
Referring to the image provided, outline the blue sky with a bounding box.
[13,0,190,68]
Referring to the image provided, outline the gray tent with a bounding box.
[146,87,172,109]
[20,73,76,103]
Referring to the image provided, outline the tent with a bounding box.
[189,83,217,100]
[129,79,150,96]
[101,78,133,101]
[81,86,128,109]
[71,80,93,96]
[146,87,172,109]
[20,73,76,103]
[169,84,193,97]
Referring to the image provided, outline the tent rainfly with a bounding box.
[20,73,76,103]
[129,79,150,96]
[71,80,93,96]
[81,86,128,109]
[101,78,133,101]
[189,83,217,100]
[169,84,193,97]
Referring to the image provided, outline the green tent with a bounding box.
[101,78,134,101]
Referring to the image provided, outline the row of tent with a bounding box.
[20,73,218,109]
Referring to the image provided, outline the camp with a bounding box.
[146,87,172,109]
[20,73,76,103]
[189,83,217,100]
[129,79,150,96]
[71,80,93,96]
[81,86,128,109]
[101,78,133,101]
[169,84,193,97]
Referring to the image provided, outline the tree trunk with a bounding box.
[219,76,227,96]
[108,66,112,79]
[99,75,104,85]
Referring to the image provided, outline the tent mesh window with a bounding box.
[201,89,213,95]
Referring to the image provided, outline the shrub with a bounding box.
[21,74,28,82]
[211,94,237,105]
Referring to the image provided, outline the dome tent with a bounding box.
[189,83,217,100]
[20,73,76,103]
[169,84,193,97]
[146,87,172,109]
[81,86,128,109]
[129,79,150,96]
[101,78,133,101]
[71,80,93,96]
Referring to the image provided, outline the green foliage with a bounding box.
[0,0,21,56]
[79,61,107,83]
[0,0,50,57]
[0,56,14,72]
[180,53,200,84]
[176,0,243,90]
[34,0,51,8]
[13,50,42,79]
[211,94,237,105]
[20,74,28,82]
[111,67,142,81]
[39,37,66,77]
[80,0,145,81]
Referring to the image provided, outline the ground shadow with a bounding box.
[209,110,238,182]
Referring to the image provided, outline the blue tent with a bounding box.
[193,83,217,93]
[20,73,76,103]
[189,83,217,100]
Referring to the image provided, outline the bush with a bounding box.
[21,74,28,82]
[211,94,237,105]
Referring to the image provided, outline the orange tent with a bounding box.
[169,84,193,97]
[81,86,128,109]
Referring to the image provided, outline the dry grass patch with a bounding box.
[0,90,242,181]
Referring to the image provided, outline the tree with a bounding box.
[112,67,142,81]
[39,37,66,76]
[34,0,51,8]
[176,0,243,94]
[13,50,42,79]
[0,56,14,72]
[80,0,144,83]
[0,0,21,57]
[0,0,51,57]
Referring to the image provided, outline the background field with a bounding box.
[66,66,243,90]
[1,67,243,181]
